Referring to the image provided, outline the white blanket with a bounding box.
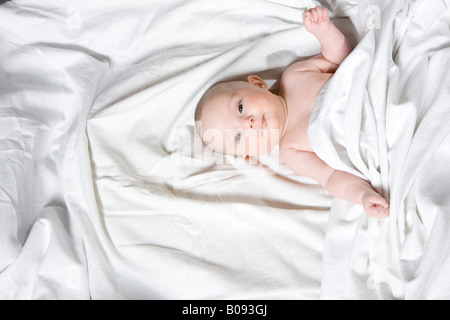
[309,0,450,299]
[1,0,449,300]
[87,0,335,300]
[0,0,337,299]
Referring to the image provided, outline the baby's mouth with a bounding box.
[261,115,267,129]
[260,116,268,137]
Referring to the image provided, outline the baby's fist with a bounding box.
[362,192,390,219]
[303,6,331,35]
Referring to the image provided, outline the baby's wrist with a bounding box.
[313,23,334,41]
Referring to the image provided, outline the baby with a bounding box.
[195,6,389,219]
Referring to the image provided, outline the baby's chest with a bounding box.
[280,72,332,152]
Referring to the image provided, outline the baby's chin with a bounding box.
[236,141,279,158]
[206,128,281,157]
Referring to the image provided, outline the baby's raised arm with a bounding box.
[303,6,352,66]
[281,7,352,76]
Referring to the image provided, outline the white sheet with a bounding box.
[87,0,335,300]
[1,0,337,299]
[2,0,449,300]
[308,0,450,299]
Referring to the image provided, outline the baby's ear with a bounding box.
[247,75,269,90]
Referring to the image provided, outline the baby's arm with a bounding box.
[326,169,390,219]
[303,6,352,66]
[281,148,389,219]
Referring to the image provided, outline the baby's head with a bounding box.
[195,76,288,158]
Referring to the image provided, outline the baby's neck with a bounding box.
[278,95,289,138]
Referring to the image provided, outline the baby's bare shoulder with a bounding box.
[282,55,338,78]
[281,62,333,101]
[280,65,316,94]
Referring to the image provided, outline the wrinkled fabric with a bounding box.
[0,45,108,298]
[87,0,334,300]
[1,0,335,299]
[309,0,450,299]
[3,0,447,300]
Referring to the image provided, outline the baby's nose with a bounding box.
[247,117,262,129]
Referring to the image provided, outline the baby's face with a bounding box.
[199,77,287,158]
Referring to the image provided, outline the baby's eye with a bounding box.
[238,102,243,114]
[235,131,242,143]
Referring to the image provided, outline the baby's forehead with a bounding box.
[200,81,248,124]
[208,81,246,96]
[202,82,240,112]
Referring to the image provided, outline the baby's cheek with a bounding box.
[267,127,281,145]
[244,133,260,157]
[236,129,280,157]
[255,131,279,156]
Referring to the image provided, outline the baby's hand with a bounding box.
[361,191,390,219]
[302,6,332,36]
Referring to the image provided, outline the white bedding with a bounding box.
[1,0,449,300]
[311,0,450,299]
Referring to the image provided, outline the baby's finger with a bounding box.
[310,7,320,21]
[376,197,389,209]
[323,7,330,19]
[374,207,389,219]
[367,193,389,207]
[302,11,310,22]
[315,7,323,21]
[366,204,390,219]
